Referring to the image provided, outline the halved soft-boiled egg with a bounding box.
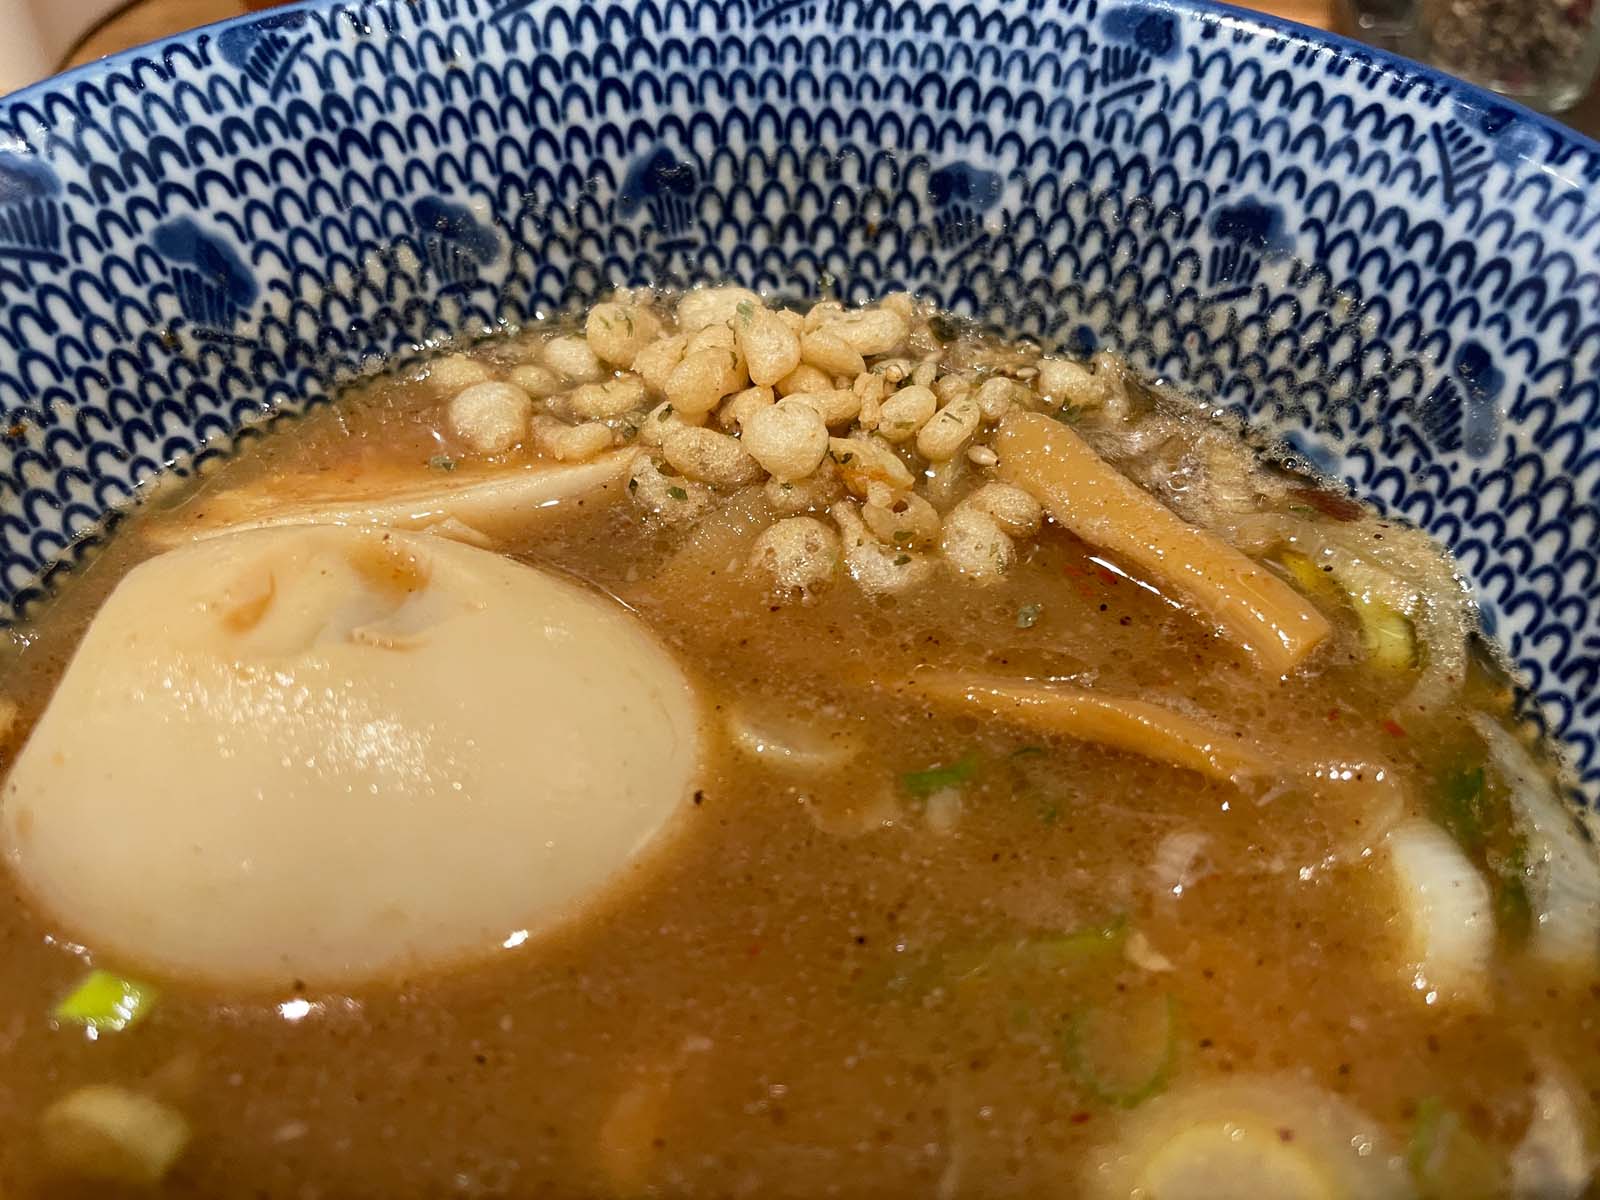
[1,525,701,987]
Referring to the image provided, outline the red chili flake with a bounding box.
[1095,567,1120,587]
[1069,1112,1092,1125]
[747,943,762,957]
[1277,1127,1295,1143]
[1327,708,1341,722]
[1382,719,1408,738]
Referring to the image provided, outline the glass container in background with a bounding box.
[1338,0,1418,54]
[1416,0,1600,112]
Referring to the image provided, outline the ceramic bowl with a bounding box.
[0,0,1596,797]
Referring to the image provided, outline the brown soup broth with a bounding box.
[0,295,1593,1199]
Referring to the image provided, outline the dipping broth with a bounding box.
[0,288,1595,1199]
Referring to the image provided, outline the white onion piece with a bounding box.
[1152,831,1211,898]
[151,451,636,546]
[726,707,861,772]
[800,789,897,838]
[1125,928,1176,973]
[1386,818,1494,1006]
[1473,715,1600,970]
[923,786,963,835]
[1512,1068,1597,1200]
[1288,759,1407,867]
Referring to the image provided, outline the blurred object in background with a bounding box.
[1415,0,1600,112]
[1337,0,1417,52]
[0,0,128,93]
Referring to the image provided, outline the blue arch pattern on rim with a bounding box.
[0,0,1598,798]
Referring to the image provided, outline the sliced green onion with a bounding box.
[1409,1096,1451,1186]
[1428,755,1536,949]
[1431,765,1488,854]
[1490,840,1534,944]
[54,970,158,1034]
[1064,991,1179,1109]
[1280,548,1416,670]
[900,752,978,800]
[1407,1095,1504,1197]
[1355,595,1418,671]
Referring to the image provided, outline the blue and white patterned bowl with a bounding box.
[1,0,1598,798]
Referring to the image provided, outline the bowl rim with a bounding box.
[4,0,1598,167]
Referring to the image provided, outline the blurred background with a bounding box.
[4,0,1600,134]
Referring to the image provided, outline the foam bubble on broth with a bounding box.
[1,525,701,986]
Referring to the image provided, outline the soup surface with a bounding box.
[0,288,1596,1199]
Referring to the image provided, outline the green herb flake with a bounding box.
[658,404,675,422]
[736,300,755,322]
[1406,1094,1504,1196]
[1016,602,1042,629]
[1431,765,1487,854]
[901,752,979,799]
[1492,839,1534,944]
[1054,403,1086,426]
[893,553,912,566]
[1409,1096,1447,1183]
[1037,798,1060,825]
[427,454,456,472]
[54,970,158,1035]
[667,486,689,501]
[1063,992,1179,1109]
[1011,745,1047,759]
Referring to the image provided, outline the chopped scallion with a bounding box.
[1431,765,1487,854]
[1407,1094,1504,1197]
[54,970,157,1034]
[900,752,978,799]
[1063,991,1178,1108]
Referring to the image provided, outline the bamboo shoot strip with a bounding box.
[996,414,1330,674]
[901,672,1269,783]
